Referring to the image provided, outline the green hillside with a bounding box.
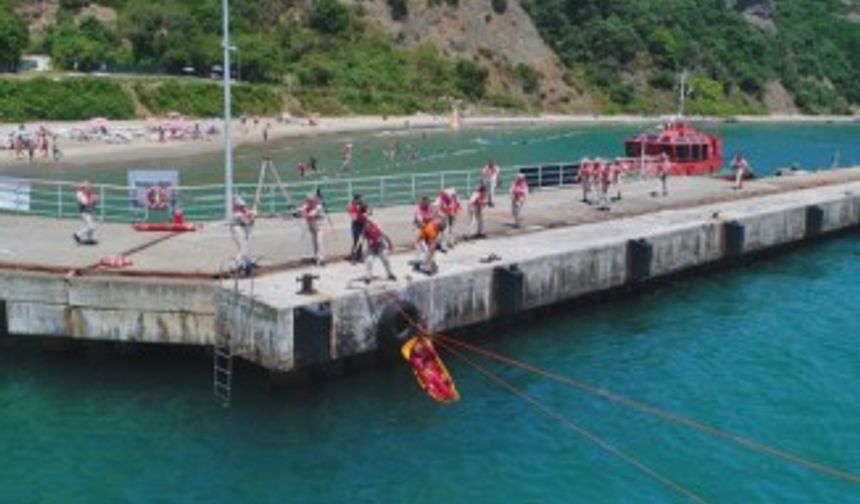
[523,0,860,114]
[1,0,858,118]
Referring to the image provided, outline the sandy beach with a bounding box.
[1,113,857,169]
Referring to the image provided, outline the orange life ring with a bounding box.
[146,185,170,210]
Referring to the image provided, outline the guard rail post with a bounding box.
[57,185,63,218]
[99,185,106,221]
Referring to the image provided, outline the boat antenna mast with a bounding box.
[676,69,692,119]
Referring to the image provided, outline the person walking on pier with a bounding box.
[468,183,489,239]
[731,154,751,190]
[73,182,98,245]
[301,193,326,266]
[435,188,461,249]
[229,195,256,274]
[483,160,500,207]
[357,215,397,284]
[595,159,611,210]
[657,153,671,197]
[510,173,529,228]
[348,194,369,263]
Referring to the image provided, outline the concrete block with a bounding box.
[68,278,214,313]
[493,264,525,316]
[0,272,67,303]
[294,304,332,366]
[805,205,824,238]
[724,221,745,257]
[6,301,68,336]
[627,238,653,282]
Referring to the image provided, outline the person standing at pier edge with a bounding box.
[357,215,397,284]
[595,159,612,210]
[301,193,326,266]
[510,173,529,228]
[611,158,624,201]
[347,194,369,262]
[435,188,461,249]
[658,152,671,197]
[579,157,592,204]
[468,184,489,239]
[483,159,500,207]
[229,195,256,273]
[731,154,751,190]
[73,182,98,245]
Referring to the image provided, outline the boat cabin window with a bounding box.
[691,144,702,161]
[625,143,640,157]
[677,144,691,161]
[660,144,673,156]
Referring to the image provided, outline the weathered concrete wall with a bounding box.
[0,272,215,344]
[214,183,860,372]
[3,183,859,373]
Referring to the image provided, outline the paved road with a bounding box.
[1,168,858,277]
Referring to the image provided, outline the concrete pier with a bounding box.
[2,169,860,372]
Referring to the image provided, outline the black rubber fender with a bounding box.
[377,299,422,354]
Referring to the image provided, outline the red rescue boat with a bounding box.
[624,121,724,176]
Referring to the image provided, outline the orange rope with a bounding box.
[435,334,860,485]
[437,340,711,504]
[379,290,860,485]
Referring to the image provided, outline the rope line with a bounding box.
[437,340,711,504]
[434,334,860,485]
[379,290,859,485]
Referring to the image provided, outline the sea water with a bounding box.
[1,124,859,503]
[6,122,860,186]
[1,228,859,503]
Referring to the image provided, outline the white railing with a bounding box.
[1,160,639,222]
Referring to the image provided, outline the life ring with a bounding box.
[146,185,170,210]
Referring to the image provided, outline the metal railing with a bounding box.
[0,160,629,223]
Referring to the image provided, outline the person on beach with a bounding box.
[341,143,353,171]
[580,157,592,204]
[348,194,369,262]
[27,139,35,164]
[51,136,62,162]
[39,131,49,159]
[357,214,397,284]
[435,188,461,249]
[263,123,270,143]
[296,160,307,177]
[468,184,489,239]
[482,160,500,207]
[73,182,98,245]
[309,156,318,174]
[229,195,256,274]
[301,193,326,266]
[413,196,437,229]
[510,173,529,228]
[731,154,751,190]
[658,152,671,197]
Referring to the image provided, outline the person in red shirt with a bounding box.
[435,188,461,249]
[731,154,751,190]
[73,182,98,245]
[468,183,488,239]
[482,160,500,207]
[412,217,446,275]
[357,215,396,283]
[347,194,369,262]
[579,157,592,204]
[229,194,256,273]
[509,173,529,227]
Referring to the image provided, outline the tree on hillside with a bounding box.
[0,2,28,72]
[308,0,352,35]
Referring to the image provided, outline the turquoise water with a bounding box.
[6,122,860,185]
[2,234,859,503]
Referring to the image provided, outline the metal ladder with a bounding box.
[213,259,254,407]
